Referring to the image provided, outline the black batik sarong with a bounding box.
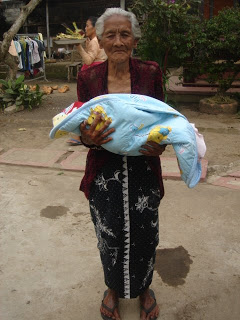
[89,154,161,299]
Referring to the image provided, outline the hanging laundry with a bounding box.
[13,40,23,69]
[8,40,18,57]
[14,34,45,77]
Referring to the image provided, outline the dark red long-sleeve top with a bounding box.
[77,58,165,199]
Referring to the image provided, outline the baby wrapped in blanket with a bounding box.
[50,94,206,188]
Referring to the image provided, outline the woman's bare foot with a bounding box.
[139,288,159,320]
[100,288,121,320]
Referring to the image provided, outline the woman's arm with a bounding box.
[77,71,115,149]
[154,64,164,101]
[139,141,166,156]
[77,39,99,65]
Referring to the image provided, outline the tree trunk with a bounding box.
[0,0,42,80]
[4,53,19,80]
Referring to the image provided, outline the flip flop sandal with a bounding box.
[66,138,82,146]
[101,290,119,320]
[140,289,159,320]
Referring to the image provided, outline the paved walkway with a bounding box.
[0,143,239,190]
[168,75,240,96]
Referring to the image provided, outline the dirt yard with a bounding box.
[0,80,239,175]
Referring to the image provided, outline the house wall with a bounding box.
[1,0,133,37]
[214,0,234,15]
[204,0,234,19]
[24,0,125,35]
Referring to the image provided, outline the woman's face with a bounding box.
[100,15,138,64]
[85,20,95,38]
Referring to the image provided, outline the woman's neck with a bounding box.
[89,32,96,40]
[108,59,130,79]
[107,59,131,93]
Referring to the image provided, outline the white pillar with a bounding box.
[120,0,125,9]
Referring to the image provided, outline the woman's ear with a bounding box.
[98,38,103,49]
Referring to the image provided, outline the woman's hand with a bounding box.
[75,43,83,53]
[80,114,115,146]
[139,141,166,156]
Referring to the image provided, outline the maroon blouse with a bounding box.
[77,58,165,199]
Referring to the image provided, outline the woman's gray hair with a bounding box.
[96,8,141,40]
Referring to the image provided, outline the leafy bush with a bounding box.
[130,0,201,100]
[131,1,240,104]
[187,6,240,99]
[0,75,25,108]
[0,75,44,110]
[16,84,44,109]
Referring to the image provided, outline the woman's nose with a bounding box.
[113,35,123,46]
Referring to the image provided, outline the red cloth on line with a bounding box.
[77,58,165,200]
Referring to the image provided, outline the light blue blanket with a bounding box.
[50,94,202,188]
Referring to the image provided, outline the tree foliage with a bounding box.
[188,6,240,97]
[130,0,201,72]
[131,1,240,99]
[130,0,201,99]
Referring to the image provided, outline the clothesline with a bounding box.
[16,33,40,37]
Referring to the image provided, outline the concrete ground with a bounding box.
[1,79,240,319]
[0,149,240,320]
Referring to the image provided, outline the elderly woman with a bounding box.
[77,8,165,320]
